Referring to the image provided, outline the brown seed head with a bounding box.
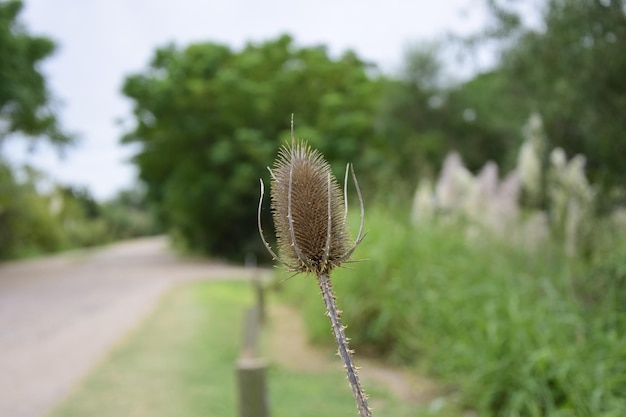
[270,141,350,275]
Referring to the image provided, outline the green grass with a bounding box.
[47,281,250,417]
[283,205,626,416]
[46,280,442,417]
[269,366,441,417]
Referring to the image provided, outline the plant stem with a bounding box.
[317,273,371,417]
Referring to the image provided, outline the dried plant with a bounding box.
[258,115,370,417]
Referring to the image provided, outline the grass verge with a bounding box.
[47,281,251,417]
[47,280,444,417]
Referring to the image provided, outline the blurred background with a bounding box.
[1,0,626,415]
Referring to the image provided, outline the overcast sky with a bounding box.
[6,0,492,200]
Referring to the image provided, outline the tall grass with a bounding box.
[284,204,626,416]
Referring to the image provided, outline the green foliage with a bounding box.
[284,204,626,416]
[0,160,65,258]
[121,34,384,260]
[0,0,71,146]
[478,0,626,192]
[50,185,106,247]
[374,44,451,189]
[0,162,159,260]
[380,0,626,199]
[0,0,81,260]
[54,185,160,250]
[375,44,524,193]
[121,5,626,261]
[443,70,527,171]
[100,187,160,240]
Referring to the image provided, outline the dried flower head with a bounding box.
[258,115,371,417]
[258,116,364,275]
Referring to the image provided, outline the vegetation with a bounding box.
[0,166,159,260]
[0,1,158,259]
[47,281,249,417]
[0,0,71,147]
[121,35,385,261]
[465,0,626,194]
[0,162,65,258]
[120,0,626,262]
[261,133,372,416]
[4,0,625,262]
[285,204,626,416]
[0,0,71,258]
[46,281,429,417]
[374,44,522,187]
[4,0,626,412]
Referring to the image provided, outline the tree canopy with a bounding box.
[0,0,75,259]
[0,0,71,148]
[477,0,626,191]
[122,1,626,259]
[122,35,384,260]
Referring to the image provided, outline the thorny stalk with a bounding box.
[318,273,371,417]
[258,114,371,416]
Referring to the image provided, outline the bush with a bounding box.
[0,163,65,259]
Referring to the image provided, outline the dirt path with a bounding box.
[268,304,442,407]
[0,237,269,417]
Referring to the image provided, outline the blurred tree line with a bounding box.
[122,0,626,261]
[2,0,624,261]
[0,0,158,259]
[466,0,626,203]
[121,34,386,258]
[0,161,158,259]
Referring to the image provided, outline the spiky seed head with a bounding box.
[270,141,350,275]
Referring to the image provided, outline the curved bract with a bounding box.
[258,118,364,275]
[258,116,371,417]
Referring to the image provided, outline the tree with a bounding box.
[99,186,160,240]
[475,0,626,194]
[374,43,451,187]
[0,0,72,259]
[0,162,65,259]
[375,43,520,190]
[121,35,384,260]
[0,0,71,148]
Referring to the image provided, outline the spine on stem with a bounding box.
[258,115,370,416]
[318,273,371,417]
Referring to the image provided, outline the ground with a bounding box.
[269,303,441,405]
[0,236,439,417]
[0,237,268,417]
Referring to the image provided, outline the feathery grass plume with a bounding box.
[258,115,370,417]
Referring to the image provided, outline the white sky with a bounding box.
[6,0,492,200]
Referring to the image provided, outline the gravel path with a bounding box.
[0,237,269,417]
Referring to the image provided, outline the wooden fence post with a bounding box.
[236,356,269,417]
[236,298,269,417]
[246,252,266,323]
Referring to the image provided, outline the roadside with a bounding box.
[42,279,449,417]
[268,303,443,407]
[0,236,269,417]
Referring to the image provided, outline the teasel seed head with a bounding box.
[258,115,364,275]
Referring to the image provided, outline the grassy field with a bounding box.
[46,280,445,417]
